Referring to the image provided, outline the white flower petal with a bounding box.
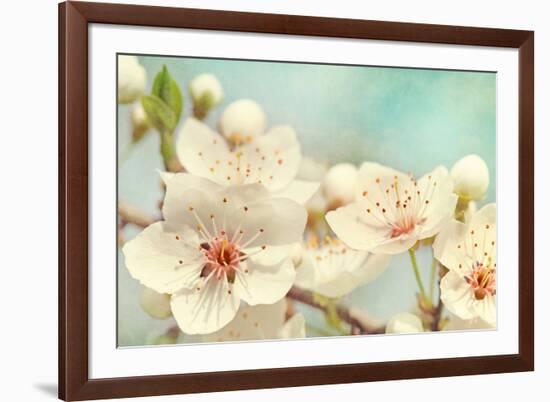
[444,313,495,331]
[243,245,293,266]
[162,172,223,230]
[386,312,424,334]
[326,209,389,252]
[171,278,240,335]
[203,299,303,342]
[326,203,393,252]
[472,294,497,326]
[276,179,320,204]
[233,258,295,305]
[226,197,307,248]
[177,119,302,193]
[279,313,306,338]
[176,118,233,184]
[293,252,317,289]
[433,203,496,274]
[296,247,391,298]
[221,182,271,206]
[163,188,218,235]
[355,162,411,203]
[433,219,469,274]
[370,235,418,255]
[440,270,477,320]
[467,203,497,265]
[416,166,457,238]
[122,222,205,294]
[470,203,497,229]
[352,253,392,285]
[239,125,302,192]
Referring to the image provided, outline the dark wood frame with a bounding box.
[59,1,534,400]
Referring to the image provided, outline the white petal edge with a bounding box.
[122,222,205,294]
[171,279,240,335]
[276,180,320,204]
[233,258,296,305]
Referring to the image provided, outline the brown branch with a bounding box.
[118,200,157,228]
[287,286,384,335]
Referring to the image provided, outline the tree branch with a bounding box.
[287,286,384,335]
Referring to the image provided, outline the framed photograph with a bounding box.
[59,1,534,400]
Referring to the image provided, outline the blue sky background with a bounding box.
[117,55,496,346]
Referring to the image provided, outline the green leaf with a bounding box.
[151,65,183,124]
[141,95,177,132]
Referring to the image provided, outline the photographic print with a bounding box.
[117,54,496,347]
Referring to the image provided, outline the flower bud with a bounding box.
[450,154,489,201]
[189,73,224,120]
[131,103,151,143]
[323,163,358,208]
[386,312,424,334]
[139,286,172,319]
[118,55,147,104]
[219,99,266,145]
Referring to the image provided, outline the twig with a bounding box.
[430,298,444,331]
[287,287,384,335]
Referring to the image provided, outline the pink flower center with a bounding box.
[361,174,434,238]
[200,236,243,283]
[391,218,419,238]
[465,262,496,300]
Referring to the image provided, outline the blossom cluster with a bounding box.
[119,61,497,342]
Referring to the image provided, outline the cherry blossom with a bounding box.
[294,236,390,298]
[326,162,457,254]
[176,117,318,204]
[123,173,307,334]
[433,203,496,325]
